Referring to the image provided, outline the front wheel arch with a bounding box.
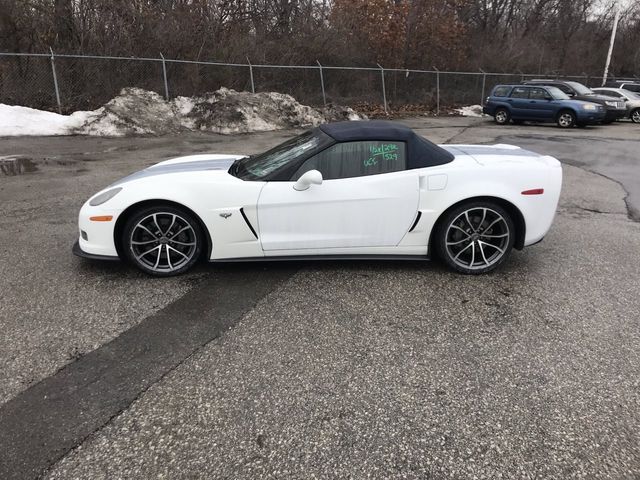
[428,196,526,257]
[114,199,213,261]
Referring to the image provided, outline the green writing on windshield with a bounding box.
[364,143,399,167]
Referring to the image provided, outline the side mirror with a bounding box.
[293,169,323,191]
[545,95,553,101]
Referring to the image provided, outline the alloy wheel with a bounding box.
[129,212,198,273]
[495,111,508,124]
[558,113,574,128]
[444,207,511,271]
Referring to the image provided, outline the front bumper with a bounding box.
[576,110,606,124]
[604,108,627,122]
[72,240,119,261]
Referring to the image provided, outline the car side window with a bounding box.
[292,141,407,181]
[493,86,511,97]
[529,88,549,100]
[603,91,621,97]
[510,87,529,98]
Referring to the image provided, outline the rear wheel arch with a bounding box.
[428,196,526,256]
[114,199,213,261]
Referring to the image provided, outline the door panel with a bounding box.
[257,172,419,251]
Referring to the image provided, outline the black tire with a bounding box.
[435,201,515,275]
[556,110,576,128]
[494,108,510,125]
[631,108,640,124]
[122,205,205,276]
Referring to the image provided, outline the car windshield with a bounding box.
[547,86,570,100]
[231,130,331,180]
[566,81,593,95]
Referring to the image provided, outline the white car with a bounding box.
[592,87,640,123]
[74,121,562,276]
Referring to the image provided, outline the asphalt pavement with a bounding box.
[0,118,639,479]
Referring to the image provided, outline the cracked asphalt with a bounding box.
[1,117,639,479]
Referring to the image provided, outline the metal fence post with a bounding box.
[316,60,327,106]
[247,57,255,93]
[434,67,440,116]
[49,48,62,114]
[377,63,388,114]
[160,53,169,100]
[480,69,486,106]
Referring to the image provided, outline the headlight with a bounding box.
[604,101,616,107]
[89,187,122,206]
[583,104,597,111]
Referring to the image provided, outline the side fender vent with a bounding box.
[408,211,422,233]
[240,208,258,239]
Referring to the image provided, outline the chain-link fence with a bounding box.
[0,51,620,115]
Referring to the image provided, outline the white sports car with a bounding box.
[73,121,562,276]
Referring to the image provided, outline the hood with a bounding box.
[579,94,626,108]
[582,93,618,101]
[110,154,245,187]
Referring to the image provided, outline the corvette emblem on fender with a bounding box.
[220,213,232,219]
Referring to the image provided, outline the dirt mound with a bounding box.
[77,87,365,136]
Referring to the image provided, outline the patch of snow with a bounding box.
[0,104,96,136]
[0,87,366,137]
[454,105,484,117]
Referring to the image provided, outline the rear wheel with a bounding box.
[435,201,515,275]
[631,109,640,124]
[494,108,510,125]
[122,205,204,276]
[556,110,576,128]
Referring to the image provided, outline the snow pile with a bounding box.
[178,88,326,134]
[0,104,95,136]
[454,105,484,117]
[0,87,365,137]
[80,88,182,136]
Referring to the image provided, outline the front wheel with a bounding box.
[631,109,640,124]
[556,111,576,128]
[435,202,515,275]
[122,205,205,276]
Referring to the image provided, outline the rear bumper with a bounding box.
[72,240,119,261]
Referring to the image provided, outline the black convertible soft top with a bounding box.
[319,120,454,168]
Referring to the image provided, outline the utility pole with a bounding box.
[602,1,621,86]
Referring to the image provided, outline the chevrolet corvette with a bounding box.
[73,121,562,276]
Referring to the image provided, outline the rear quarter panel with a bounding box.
[400,152,562,250]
